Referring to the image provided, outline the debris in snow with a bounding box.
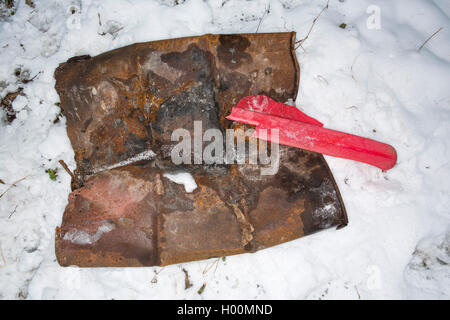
[183,268,192,289]
[25,0,35,9]
[295,0,329,50]
[404,231,450,299]
[0,0,17,20]
[1,88,24,123]
[197,283,206,295]
[0,176,27,200]
[417,27,444,53]
[97,19,124,39]
[8,204,18,219]
[45,168,58,181]
[163,171,197,193]
[58,160,82,189]
[151,267,164,284]
[0,246,5,267]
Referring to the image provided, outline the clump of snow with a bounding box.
[0,0,449,299]
[11,94,27,112]
[163,171,197,193]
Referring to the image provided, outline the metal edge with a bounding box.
[321,157,348,229]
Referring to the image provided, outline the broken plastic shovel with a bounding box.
[227,95,397,170]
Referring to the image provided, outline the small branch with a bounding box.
[59,160,82,187]
[0,176,27,200]
[255,4,270,33]
[151,267,164,284]
[8,205,18,219]
[0,246,5,268]
[21,71,42,84]
[355,285,361,299]
[350,54,361,81]
[182,268,193,289]
[417,27,443,52]
[295,0,329,50]
[202,257,221,275]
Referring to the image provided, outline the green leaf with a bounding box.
[47,169,58,181]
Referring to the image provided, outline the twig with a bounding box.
[297,43,305,52]
[202,257,220,275]
[59,160,82,186]
[8,205,18,219]
[22,71,42,84]
[350,54,361,81]
[182,268,193,289]
[295,0,329,50]
[255,4,270,33]
[355,285,361,299]
[151,267,164,284]
[0,176,27,200]
[0,178,4,184]
[417,27,443,52]
[0,246,5,268]
[112,26,124,36]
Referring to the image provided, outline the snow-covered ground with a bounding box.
[0,0,449,300]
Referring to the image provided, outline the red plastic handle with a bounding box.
[227,95,397,170]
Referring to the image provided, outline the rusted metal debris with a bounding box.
[54,32,347,267]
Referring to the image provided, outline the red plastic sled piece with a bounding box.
[227,95,397,171]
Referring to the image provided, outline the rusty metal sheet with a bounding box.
[54,32,347,267]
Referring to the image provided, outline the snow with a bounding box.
[404,232,450,299]
[163,171,198,193]
[63,223,114,245]
[0,0,449,299]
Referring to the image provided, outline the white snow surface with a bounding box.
[0,0,449,299]
[163,171,198,193]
